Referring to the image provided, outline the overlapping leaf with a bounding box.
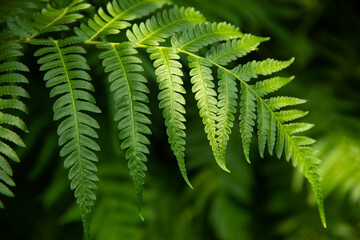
[172,22,243,52]
[75,0,170,41]
[8,0,89,40]
[127,6,205,45]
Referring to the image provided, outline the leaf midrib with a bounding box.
[110,43,137,157]
[54,40,85,200]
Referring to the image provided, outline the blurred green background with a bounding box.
[0,0,359,239]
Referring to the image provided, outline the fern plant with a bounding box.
[0,0,326,237]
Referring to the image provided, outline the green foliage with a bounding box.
[172,22,242,52]
[0,0,330,237]
[75,0,170,41]
[188,55,221,169]
[206,34,269,65]
[98,42,151,215]
[0,42,29,208]
[8,0,90,40]
[34,37,101,235]
[127,6,205,45]
[148,46,191,187]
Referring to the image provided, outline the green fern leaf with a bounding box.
[98,42,151,215]
[253,76,294,97]
[127,6,205,45]
[148,46,192,187]
[256,99,270,158]
[0,0,327,229]
[267,113,277,156]
[216,69,237,170]
[248,72,325,227]
[276,110,309,123]
[172,22,243,52]
[187,56,226,170]
[34,38,101,232]
[8,0,89,40]
[233,58,295,82]
[76,0,170,41]
[0,42,29,208]
[266,96,307,111]
[206,34,269,65]
[239,84,256,163]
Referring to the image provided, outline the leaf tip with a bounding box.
[322,220,327,229]
[139,212,145,222]
[185,178,194,190]
[289,57,295,65]
[222,166,231,173]
[217,158,231,173]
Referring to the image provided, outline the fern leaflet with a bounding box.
[8,0,89,40]
[98,42,151,217]
[172,22,243,52]
[127,6,205,45]
[148,46,192,187]
[0,42,29,208]
[206,34,269,65]
[239,84,256,163]
[233,58,294,82]
[76,0,170,41]
[216,69,237,169]
[34,38,101,234]
[187,56,225,170]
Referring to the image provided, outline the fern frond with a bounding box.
[0,0,327,230]
[206,34,269,65]
[235,65,326,226]
[253,76,294,97]
[238,84,256,163]
[172,22,243,52]
[127,6,205,45]
[34,38,101,233]
[256,98,270,158]
[148,46,192,187]
[187,56,227,170]
[233,58,295,82]
[216,69,237,169]
[98,42,151,215]
[179,44,324,225]
[266,96,307,111]
[0,42,29,208]
[76,0,170,41]
[8,0,89,40]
